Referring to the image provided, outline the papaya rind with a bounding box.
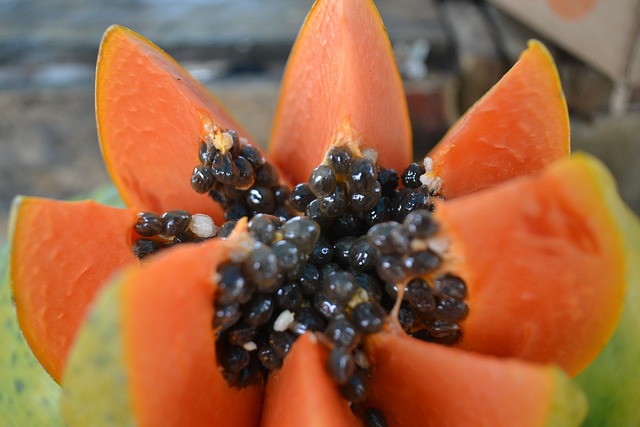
[545,367,588,427]
[0,242,65,427]
[573,154,640,426]
[60,273,136,427]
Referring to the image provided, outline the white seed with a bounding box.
[420,156,443,192]
[214,131,234,153]
[189,214,217,238]
[243,341,258,351]
[354,349,371,369]
[273,310,295,332]
[427,236,450,256]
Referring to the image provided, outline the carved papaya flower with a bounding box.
[4,0,639,426]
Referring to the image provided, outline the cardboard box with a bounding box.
[488,0,640,86]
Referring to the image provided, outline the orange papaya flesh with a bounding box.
[9,196,138,383]
[119,237,262,427]
[424,40,569,198]
[97,25,261,221]
[366,332,587,427]
[434,153,625,376]
[262,333,359,427]
[62,235,262,426]
[269,0,412,185]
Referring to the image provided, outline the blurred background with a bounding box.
[1,0,639,245]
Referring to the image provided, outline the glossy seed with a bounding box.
[290,183,316,212]
[405,278,435,314]
[325,316,359,348]
[219,344,250,373]
[351,181,382,212]
[309,164,337,197]
[242,293,275,328]
[378,168,399,196]
[334,236,357,269]
[258,346,282,370]
[212,151,239,184]
[359,196,392,227]
[243,242,280,292]
[363,407,388,427]
[297,262,322,295]
[375,254,407,284]
[326,347,356,385]
[350,302,385,334]
[282,216,321,254]
[340,369,370,403]
[246,186,276,213]
[132,238,159,259]
[268,331,296,358]
[161,210,192,237]
[239,143,264,169]
[248,213,281,244]
[213,302,241,331]
[434,273,467,300]
[275,282,303,310]
[323,270,358,303]
[234,156,256,189]
[434,296,469,323]
[190,164,215,193]
[305,198,334,229]
[401,162,424,189]
[314,292,345,319]
[348,157,377,194]
[290,305,326,334]
[403,250,440,276]
[308,235,334,266]
[272,240,301,273]
[326,145,352,176]
[348,237,376,272]
[217,263,253,305]
[134,212,162,237]
[367,222,401,254]
[404,209,438,238]
[319,183,348,217]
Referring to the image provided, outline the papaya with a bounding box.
[61,233,262,427]
[365,333,586,427]
[5,0,638,425]
[269,0,413,185]
[423,40,570,198]
[9,197,139,383]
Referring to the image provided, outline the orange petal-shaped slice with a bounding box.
[9,196,138,383]
[62,239,262,427]
[96,25,252,219]
[425,40,569,198]
[262,333,359,427]
[435,153,626,375]
[366,333,587,426]
[269,0,412,183]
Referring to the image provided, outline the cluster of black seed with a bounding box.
[289,146,436,243]
[213,214,323,387]
[190,127,296,221]
[131,210,216,259]
[367,211,468,345]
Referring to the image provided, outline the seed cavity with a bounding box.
[128,130,464,425]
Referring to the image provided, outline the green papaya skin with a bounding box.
[573,155,640,426]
